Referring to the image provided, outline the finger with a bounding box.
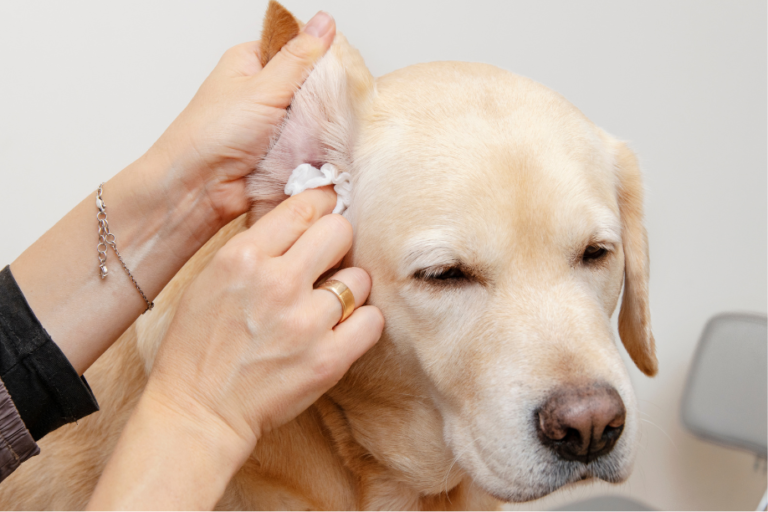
[245,187,336,257]
[328,305,385,371]
[283,213,352,281]
[252,11,336,109]
[313,267,372,330]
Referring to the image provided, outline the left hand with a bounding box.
[145,11,336,223]
[10,11,338,377]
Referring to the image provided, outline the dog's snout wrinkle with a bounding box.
[536,383,626,464]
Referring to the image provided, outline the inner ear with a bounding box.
[247,6,375,224]
[260,1,300,67]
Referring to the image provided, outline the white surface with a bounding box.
[0,1,765,510]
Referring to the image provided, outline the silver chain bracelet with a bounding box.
[96,183,154,313]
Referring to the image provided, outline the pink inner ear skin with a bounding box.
[246,100,329,224]
[247,35,373,223]
[278,117,324,169]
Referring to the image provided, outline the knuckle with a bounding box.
[221,45,242,61]
[222,45,237,57]
[284,197,318,227]
[216,242,263,275]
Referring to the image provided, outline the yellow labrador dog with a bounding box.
[0,2,656,509]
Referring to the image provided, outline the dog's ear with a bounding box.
[248,1,375,221]
[260,1,301,67]
[613,142,658,377]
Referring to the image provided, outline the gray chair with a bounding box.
[681,312,768,510]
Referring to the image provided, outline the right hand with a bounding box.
[143,186,384,458]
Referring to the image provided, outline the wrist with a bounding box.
[11,148,235,376]
[89,387,255,510]
[110,150,229,258]
[98,148,236,299]
[142,120,253,225]
[140,384,255,470]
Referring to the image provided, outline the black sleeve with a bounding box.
[0,266,99,441]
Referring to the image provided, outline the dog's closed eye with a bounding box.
[414,264,477,286]
[416,265,465,280]
[582,244,609,263]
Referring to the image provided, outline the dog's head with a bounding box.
[250,1,656,502]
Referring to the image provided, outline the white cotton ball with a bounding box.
[284,163,352,214]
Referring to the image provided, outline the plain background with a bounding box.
[0,1,765,510]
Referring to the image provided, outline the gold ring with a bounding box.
[317,279,355,324]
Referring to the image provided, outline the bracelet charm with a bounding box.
[96,183,154,313]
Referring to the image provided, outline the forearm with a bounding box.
[8,10,339,377]
[10,151,230,374]
[87,387,250,510]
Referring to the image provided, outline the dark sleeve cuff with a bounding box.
[0,377,39,482]
[0,266,99,441]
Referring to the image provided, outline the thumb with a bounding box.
[254,11,336,109]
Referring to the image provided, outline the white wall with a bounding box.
[0,1,764,509]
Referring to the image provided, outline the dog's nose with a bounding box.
[536,384,626,464]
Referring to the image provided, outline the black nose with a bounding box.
[536,384,626,464]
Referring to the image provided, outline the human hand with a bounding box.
[87,20,384,505]
[16,12,336,376]
[143,187,384,458]
[144,11,336,224]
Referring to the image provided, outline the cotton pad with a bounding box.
[284,163,352,214]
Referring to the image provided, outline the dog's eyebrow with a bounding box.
[401,232,463,275]
[586,208,622,246]
[591,227,621,246]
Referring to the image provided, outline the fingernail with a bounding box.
[304,11,334,38]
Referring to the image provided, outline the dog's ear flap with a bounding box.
[260,1,300,67]
[248,2,375,221]
[614,142,658,377]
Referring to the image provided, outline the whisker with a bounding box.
[442,435,485,501]
[636,399,665,415]
[639,418,679,453]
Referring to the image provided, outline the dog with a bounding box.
[0,2,656,509]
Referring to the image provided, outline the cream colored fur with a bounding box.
[0,9,655,510]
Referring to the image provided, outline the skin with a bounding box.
[10,11,384,510]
